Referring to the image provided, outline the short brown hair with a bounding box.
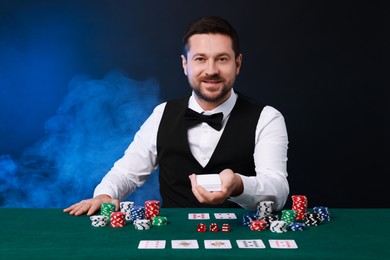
[182,16,241,58]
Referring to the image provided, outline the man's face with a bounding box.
[181,34,242,108]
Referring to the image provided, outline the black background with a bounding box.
[0,0,386,208]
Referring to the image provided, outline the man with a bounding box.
[64,16,289,216]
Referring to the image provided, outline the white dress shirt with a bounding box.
[94,90,289,211]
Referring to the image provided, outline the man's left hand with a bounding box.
[189,169,243,205]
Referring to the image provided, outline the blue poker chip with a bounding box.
[289,222,305,231]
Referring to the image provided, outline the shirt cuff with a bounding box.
[228,174,258,210]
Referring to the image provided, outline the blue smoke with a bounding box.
[0,70,161,208]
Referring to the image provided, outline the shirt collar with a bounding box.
[188,89,237,121]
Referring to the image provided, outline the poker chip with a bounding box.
[130,206,146,222]
[313,206,331,222]
[197,223,207,232]
[256,201,274,219]
[152,216,168,226]
[120,201,135,221]
[281,209,297,225]
[134,219,151,230]
[249,220,267,231]
[260,214,280,228]
[100,203,115,220]
[289,222,305,231]
[270,220,288,233]
[304,212,322,226]
[209,223,218,232]
[90,215,107,227]
[242,213,258,226]
[145,200,160,220]
[110,212,126,228]
[291,195,308,221]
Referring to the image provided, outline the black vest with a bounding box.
[157,95,264,208]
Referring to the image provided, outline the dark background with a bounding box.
[0,0,386,208]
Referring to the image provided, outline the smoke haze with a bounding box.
[0,70,161,208]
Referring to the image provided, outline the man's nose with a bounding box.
[205,60,218,75]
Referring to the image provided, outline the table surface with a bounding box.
[1,208,389,259]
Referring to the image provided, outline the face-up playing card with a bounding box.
[171,240,199,249]
[188,213,210,220]
[236,239,266,249]
[214,213,237,219]
[204,240,232,249]
[138,240,166,249]
[269,240,298,249]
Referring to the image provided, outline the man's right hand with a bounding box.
[63,194,119,216]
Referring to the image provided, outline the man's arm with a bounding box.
[229,106,289,211]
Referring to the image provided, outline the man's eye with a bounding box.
[218,57,228,62]
[195,57,205,62]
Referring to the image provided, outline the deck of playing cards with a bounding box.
[196,174,221,192]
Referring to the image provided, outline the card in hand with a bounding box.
[269,239,298,249]
[138,240,166,249]
[236,239,266,249]
[196,174,222,192]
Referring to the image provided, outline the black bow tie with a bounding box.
[184,108,223,131]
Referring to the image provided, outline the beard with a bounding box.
[190,74,236,103]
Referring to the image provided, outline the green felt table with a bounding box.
[0,208,389,259]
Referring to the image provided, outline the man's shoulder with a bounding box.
[236,92,266,109]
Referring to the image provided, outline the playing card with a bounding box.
[204,240,232,249]
[171,240,199,249]
[214,213,237,219]
[196,174,221,191]
[188,213,210,219]
[236,239,266,249]
[269,239,298,249]
[138,240,166,249]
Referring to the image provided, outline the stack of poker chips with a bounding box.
[110,212,126,228]
[90,215,107,227]
[130,206,146,222]
[256,201,274,219]
[144,200,160,220]
[152,216,168,226]
[134,219,151,230]
[291,195,308,221]
[100,203,116,221]
[313,206,331,222]
[270,220,288,233]
[304,212,322,226]
[242,213,258,226]
[289,222,305,231]
[281,209,297,225]
[249,220,268,231]
[261,214,280,228]
[120,201,135,222]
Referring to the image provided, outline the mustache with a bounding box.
[200,75,223,81]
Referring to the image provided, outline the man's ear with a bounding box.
[235,53,243,75]
[181,54,188,76]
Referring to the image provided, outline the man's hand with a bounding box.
[189,169,243,205]
[63,194,119,216]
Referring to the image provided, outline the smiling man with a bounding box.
[64,16,289,216]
